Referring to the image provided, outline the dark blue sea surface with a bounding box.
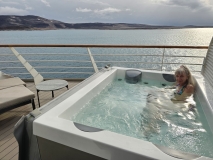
[0,29,213,78]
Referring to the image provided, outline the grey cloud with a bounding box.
[94,7,121,14]
[41,0,50,7]
[76,8,92,12]
[0,1,20,5]
[75,7,122,14]
[161,0,212,10]
[25,5,33,10]
[0,6,28,14]
[80,0,109,6]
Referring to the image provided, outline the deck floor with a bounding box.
[0,80,81,160]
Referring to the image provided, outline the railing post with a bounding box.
[87,48,99,73]
[10,47,44,84]
[161,48,165,71]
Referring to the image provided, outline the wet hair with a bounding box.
[174,65,195,86]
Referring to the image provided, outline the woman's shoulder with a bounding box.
[185,84,194,93]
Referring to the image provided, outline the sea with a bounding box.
[0,28,213,79]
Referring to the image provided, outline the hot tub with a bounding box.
[33,67,213,160]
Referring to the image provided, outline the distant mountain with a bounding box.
[0,15,212,30]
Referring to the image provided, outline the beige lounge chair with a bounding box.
[0,73,35,114]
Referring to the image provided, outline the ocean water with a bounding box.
[0,28,213,78]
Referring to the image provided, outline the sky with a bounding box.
[0,0,213,26]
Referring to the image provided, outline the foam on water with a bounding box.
[71,79,213,158]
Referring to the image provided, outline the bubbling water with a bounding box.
[71,79,213,158]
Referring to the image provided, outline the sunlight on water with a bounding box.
[71,79,213,158]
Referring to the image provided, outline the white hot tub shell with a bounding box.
[33,67,213,160]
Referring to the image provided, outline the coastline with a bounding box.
[1,15,213,31]
[1,27,213,31]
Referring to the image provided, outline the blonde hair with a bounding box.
[175,65,195,86]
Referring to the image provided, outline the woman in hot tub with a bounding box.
[141,65,196,138]
[172,65,195,101]
[146,65,195,109]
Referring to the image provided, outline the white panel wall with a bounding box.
[202,37,213,89]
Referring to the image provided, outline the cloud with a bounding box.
[25,5,32,10]
[94,7,121,14]
[75,7,122,14]
[41,0,50,7]
[0,6,27,14]
[0,1,20,5]
[160,0,213,11]
[76,7,92,12]
[80,0,109,6]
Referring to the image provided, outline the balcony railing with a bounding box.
[0,44,208,80]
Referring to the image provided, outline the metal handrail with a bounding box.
[0,44,209,49]
[0,53,206,58]
[0,53,89,56]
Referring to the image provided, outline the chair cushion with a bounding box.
[0,77,26,90]
[0,85,35,110]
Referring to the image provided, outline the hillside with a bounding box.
[0,15,212,30]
